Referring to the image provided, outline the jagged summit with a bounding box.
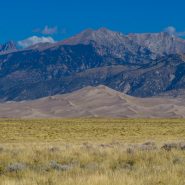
[128,32,185,55]
[57,27,147,60]
[58,28,185,56]
[60,27,125,46]
[2,28,185,56]
[0,41,17,54]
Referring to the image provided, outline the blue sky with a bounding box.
[0,0,185,44]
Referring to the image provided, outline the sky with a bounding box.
[0,0,185,46]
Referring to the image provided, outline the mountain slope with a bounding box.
[0,86,185,118]
[0,28,185,101]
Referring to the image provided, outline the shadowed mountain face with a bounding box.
[1,86,185,118]
[0,28,185,101]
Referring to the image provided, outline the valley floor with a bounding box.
[0,119,185,185]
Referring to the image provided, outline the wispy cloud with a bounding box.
[164,26,185,37]
[18,36,55,48]
[33,25,58,35]
[42,26,58,35]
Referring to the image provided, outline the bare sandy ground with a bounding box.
[0,85,185,118]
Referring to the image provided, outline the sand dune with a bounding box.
[0,85,185,118]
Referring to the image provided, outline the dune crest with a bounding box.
[1,85,185,118]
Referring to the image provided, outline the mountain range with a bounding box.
[1,28,185,101]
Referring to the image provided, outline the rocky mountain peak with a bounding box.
[60,28,126,46]
[0,41,17,54]
[128,32,185,55]
[58,28,185,58]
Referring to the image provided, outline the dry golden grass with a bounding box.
[0,119,185,185]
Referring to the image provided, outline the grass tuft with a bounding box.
[0,119,185,184]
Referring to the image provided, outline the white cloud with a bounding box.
[164,26,176,35]
[164,26,185,37]
[18,36,56,48]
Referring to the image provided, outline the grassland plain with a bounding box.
[0,119,185,185]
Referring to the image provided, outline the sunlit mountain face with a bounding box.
[1,28,185,101]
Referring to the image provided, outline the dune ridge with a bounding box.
[0,85,185,118]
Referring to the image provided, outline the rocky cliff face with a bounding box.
[128,32,185,55]
[0,41,17,54]
[0,28,185,101]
